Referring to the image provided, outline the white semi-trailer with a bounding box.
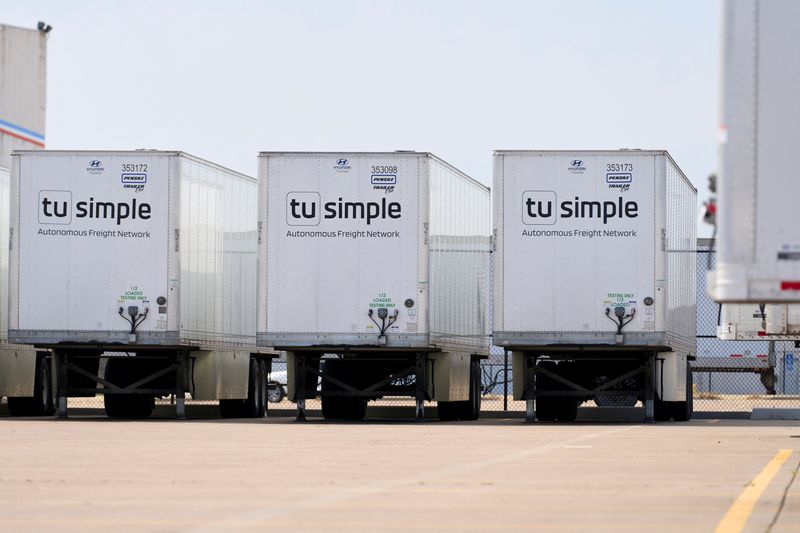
[6,150,272,419]
[257,151,491,420]
[718,304,800,341]
[494,150,696,422]
[0,165,54,416]
[711,0,800,302]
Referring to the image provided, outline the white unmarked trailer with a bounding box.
[718,303,800,341]
[493,150,696,422]
[0,165,54,416]
[711,0,800,302]
[4,150,273,419]
[257,151,491,421]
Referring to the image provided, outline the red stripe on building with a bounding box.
[0,127,45,148]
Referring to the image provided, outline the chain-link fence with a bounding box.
[692,239,800,413]
[12,239,799,417]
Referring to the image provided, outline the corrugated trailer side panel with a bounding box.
[427,156,491,353]
[664,156,697,356]
[178,155,257,347]
[492,154,506,335]
[0,25,47,167]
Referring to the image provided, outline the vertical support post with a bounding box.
[503,349,509,412]
[175,350,186,420]
[56,350,68,419]
[644,353,655,423]
[415,353,426,421]
[296,354,307,422]
[525,353,536,423]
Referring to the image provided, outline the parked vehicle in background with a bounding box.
[268,370,287,403]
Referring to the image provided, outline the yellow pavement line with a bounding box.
[715,449,793,533]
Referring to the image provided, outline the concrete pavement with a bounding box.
[0,417,797,532]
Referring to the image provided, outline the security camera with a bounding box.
[37,21,53,33]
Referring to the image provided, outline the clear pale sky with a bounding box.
[4,0,719,235]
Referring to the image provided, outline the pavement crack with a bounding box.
[765,458,800,533]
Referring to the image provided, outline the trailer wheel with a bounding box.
[244,358,264,418]
[256,359,267,418]
[653,393,670,421]
[103,358,155,419]
[320,359,367,420]
[437,358,481,421]
[535,361,559,422]
[555,362,579,421]
[557,397,579,422]
[267,383,286,403]
[669,363,693,422]
[219,399,247,418]
[220,358,264,419]
[7,354,54,417]
[104,394,155,419]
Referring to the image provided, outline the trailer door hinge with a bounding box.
[174,229,180,252]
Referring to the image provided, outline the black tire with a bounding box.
[469,359,482,420]
[321,359,367,421]
[104,394,155,419]
[103,358,155,419]
[243,358,262,418]
[267,383,285,403]
[437,359,481,421]
[256,359,267,418]
[653,393,670,421]
[555,361,579,421]
[557,397,579,422]
[321,396,367,420]
[6,396,32,416]
[436,401,459,421]
[219,398,247,418]
[7,354,54,417]
[220,358,264,419]
[670,363,693,422]
[535,361,559,422]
